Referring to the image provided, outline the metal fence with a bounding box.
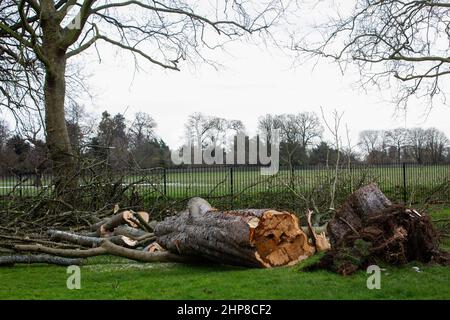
[1,163,449,204]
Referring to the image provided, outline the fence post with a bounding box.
[290,165,295,189]
[230,166,234,209]
[19,173,23,198]
[402,162,407,204]
[163,168,167,196]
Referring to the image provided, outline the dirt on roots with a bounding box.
[305,204,450,275]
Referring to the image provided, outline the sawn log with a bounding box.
[155,197,315,268]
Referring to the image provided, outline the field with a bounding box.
[1,259,449,300]
[1,164,449,203]
[0,206,449,300]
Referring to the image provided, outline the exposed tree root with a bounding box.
[304,185,450,275]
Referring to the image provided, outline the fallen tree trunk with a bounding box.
[0,254,83,266]
[155,197,315,268]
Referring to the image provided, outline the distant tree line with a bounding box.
[1,109,449,175]
[358,128,449,165]
[0,104,171,174]
[169,111,449,168]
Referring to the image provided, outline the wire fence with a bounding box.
[1,163,449,205]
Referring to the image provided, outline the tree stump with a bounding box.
[327,183,392,246]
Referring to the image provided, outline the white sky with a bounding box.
[3,1,448,150]
[79,39,450,150]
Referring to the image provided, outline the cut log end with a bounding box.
[155,199,320,268]
[250,210,315,267]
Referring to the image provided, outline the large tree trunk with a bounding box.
[155,198,315,268]
[44,57,77,199]
[41,5,77,201]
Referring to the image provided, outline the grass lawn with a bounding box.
[0,207,449,300]
[0,258,449,300]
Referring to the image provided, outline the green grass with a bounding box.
[1,206,449,300]
[430,205,450,251]
[0,258,449,300]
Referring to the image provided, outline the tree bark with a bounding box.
[48,229,138,248]
[41,3,77,201]
[14,244,107,258]
[100,240,191,263]
[43,56,77,199]
[0,254,82,266]
[93,211,150,236]
[327,183,392,246]
[113,225,148,239]
[155,197,315,268]
[306,210,331,252]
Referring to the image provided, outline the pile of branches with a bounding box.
[0,206,188,266]
[0,197,331,268]
[2,183,447,271]
[0,164,177,259]
[304,184,450,275]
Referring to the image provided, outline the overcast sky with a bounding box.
[2,1,449,150]
[78,37,450,150]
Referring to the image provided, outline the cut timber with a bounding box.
[100,240,190,263]
[98,211,133,235]
[89,204,120,231]
[155,197,314,268]
[132,211,151,230]
[144,242,164,253]
[127,211,150,228]
[327,183,392,246]
[113,225,148,239]
[48,230,138,248]
[0,254,82,266]
[14,244,107,258]
[48,229,104,247]
[95,211,150,236]
[136,236,157,248]
[89,219,107,232]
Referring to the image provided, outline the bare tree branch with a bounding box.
[296,0,450,108]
